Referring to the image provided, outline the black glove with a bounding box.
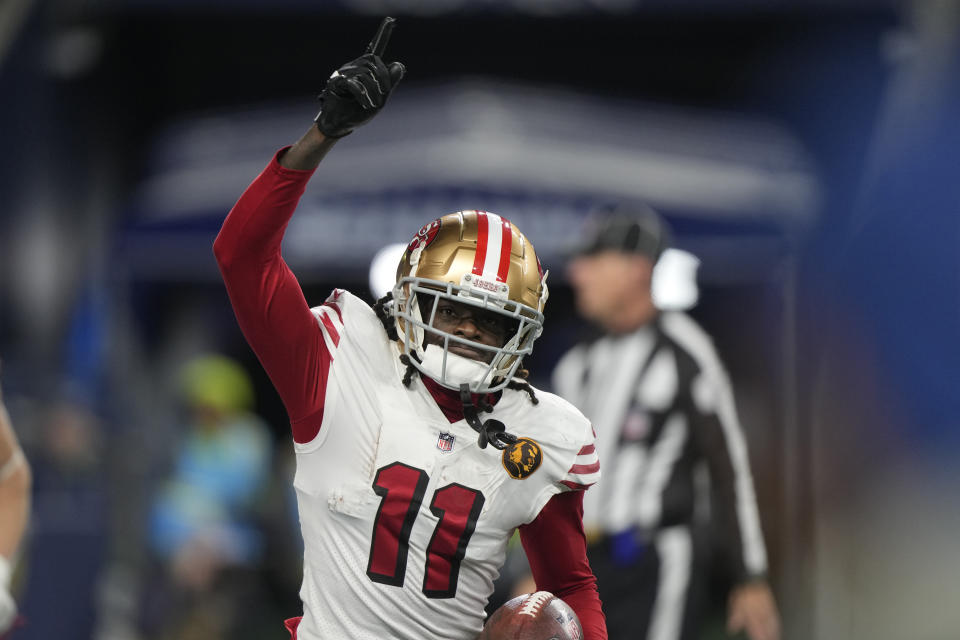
[315,17,406,138]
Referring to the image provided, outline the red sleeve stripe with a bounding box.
[569,461,600,475]
[315,308,341,348]
[322,301,343,324]
[561,480,593,491]
[323,289,345,321]
[565,439,601,489]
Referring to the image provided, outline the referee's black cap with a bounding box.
[570,201,671,262]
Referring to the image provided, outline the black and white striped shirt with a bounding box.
[552,310,768,581]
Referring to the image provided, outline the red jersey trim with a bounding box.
[317,309,341,347]
[322,301,344,324]
[291,406,326,445]
[271,147,318,178]
[570,461,601,475]
[284,616,301,639]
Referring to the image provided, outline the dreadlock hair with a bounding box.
[398,354,420,388]
[373,290,538,404]
[373,292,398,341]
[506,371,539,405]
[375,292,422,388]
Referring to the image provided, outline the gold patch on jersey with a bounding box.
[502,438,543,479]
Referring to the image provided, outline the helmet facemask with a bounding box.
[392,276,545,394]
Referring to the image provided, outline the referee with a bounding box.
[553,204,780,640]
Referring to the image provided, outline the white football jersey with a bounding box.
[292,289,599,640]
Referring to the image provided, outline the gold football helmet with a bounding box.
[392,210,549,393]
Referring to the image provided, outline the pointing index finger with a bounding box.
[366,16,396,57]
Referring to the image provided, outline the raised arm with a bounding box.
[213,18,405,433]
[284,16,404,170]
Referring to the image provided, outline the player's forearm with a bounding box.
[559,588,607,640]
[280,125,338,170]
[0,412,30,560]
[520,492,607,639]
[0,404,27,637]
[0,466,29,558]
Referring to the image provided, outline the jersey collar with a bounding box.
[420,375,501,423]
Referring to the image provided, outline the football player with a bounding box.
[213,17,607,640]
[0,368,30,636]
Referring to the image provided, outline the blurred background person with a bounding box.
[16,396,109,640]
[552,204,780,640]
[0,371,31,638]
[139,354,273,640]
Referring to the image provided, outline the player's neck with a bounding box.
[421,375,501,423]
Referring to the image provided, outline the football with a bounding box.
[478,591,583,640]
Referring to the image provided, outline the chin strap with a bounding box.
[459,384,518,450]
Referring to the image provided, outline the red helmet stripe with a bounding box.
[496,218,512,283]
[471,212,512,284]
[472,211,490,276]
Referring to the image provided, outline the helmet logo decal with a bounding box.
[502,438,543,479]
[471,212,514,284]
[407,219,442,258]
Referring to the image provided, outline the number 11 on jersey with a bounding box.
[367,462,485,598]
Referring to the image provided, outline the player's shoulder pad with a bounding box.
[310,288,380,329]
[521,386,599,491]
[310,289,394,361]
[512,385,594,450]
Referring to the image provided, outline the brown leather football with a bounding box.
[478,592,583,640]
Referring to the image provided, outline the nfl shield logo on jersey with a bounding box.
[437,431,455,453]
